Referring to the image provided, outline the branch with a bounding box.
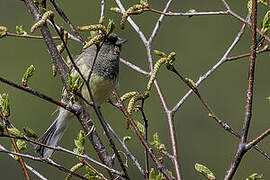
[148,0,173,45]
[6,32,60,40]
[246,128,270,150]
[24,0,69,90]
[172,19,247,114]
[120,58,150,76]
[0,144,87,180]
[148,8,229,17]
[0,144,47,180]
[222,0,270,44]
[225,47,270,62]
[112,89,173,180]
[2,119,30,180]
[49,0,85,44]
[0,134,124,176]
[0,76,73,113]
[102,118,146,177]
[114,0,148,46]
[224,0,258,178]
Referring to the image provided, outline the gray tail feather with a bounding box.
[34,119,67,158]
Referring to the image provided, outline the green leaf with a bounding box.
[153,50,167,57]
[248,0,268,12]
[0,26,7,38]
[16,139,27,151]
[23,127,38,139]
[149,168,156,180]
[68,74,74,89]
[76,75,84,90]
[0,93,10,117]
[134,120,145,136]
[261,11,270,34]
[140,0,149,7]
[107,19,115,34]
[156,172,162,180]
[150,132,161,149]
[195,163,215,180]
[110,7,121,14]
[74,130,85,148]
[22,65,35,86]
[258,0,267,5]
[0,122,4,135]
[16,25,26,35]
[185,78,196,88]
[84,166,101,179]
[246,173,263,180]
[8,127,21,137]
[73,130,85,155]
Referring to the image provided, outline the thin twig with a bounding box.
[120,58,150,76]
[96,108,131,180]
[246,128,270,150]
[0,134,124,176]
[0,76,73,113]
[83,160,108,180]
[102,118,146,177]
[49,0,85,44]
[46,20,82,43]
[147,8,229,16]
[100,0,105,19]
[168,66,270,161]
[147,0,173,71]
[148,0,173,46]
[225,47,270,62]
[2,119,30,180]
[0,144,87,180]
[171,19,247,114]
[221,1,270,44]
[221,0,231,10]
[6,32,60,40]
[114,0,148,46]
[138,103,149,179]
[112,89,173,180]
[0,144,47,180]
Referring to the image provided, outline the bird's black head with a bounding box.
[105,33,127,46]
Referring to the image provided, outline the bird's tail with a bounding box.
[34,108,72,158]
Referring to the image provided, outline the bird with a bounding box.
[34,33,126,158]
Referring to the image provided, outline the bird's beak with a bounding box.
[116,37,127,45]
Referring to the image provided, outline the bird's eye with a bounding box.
[106,34,118,44]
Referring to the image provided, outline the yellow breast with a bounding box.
[81,73,117,106]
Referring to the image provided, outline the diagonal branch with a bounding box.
[49,0,85,44]
[0,144,47,180]
[0,144,88,179]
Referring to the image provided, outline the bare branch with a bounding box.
[246,128,270,150]
[112,89,173,180]
[120,58,150,76]
[148,0,173,45]
[0,144,47,180]
[224,0,258,178]
[148,9,229,16]
[172,20,247,114]
[0,144,87,180]
[49,0,85,44]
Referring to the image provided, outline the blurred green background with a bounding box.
[1,0,269,179]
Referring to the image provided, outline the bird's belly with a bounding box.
[81,73,116,106]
